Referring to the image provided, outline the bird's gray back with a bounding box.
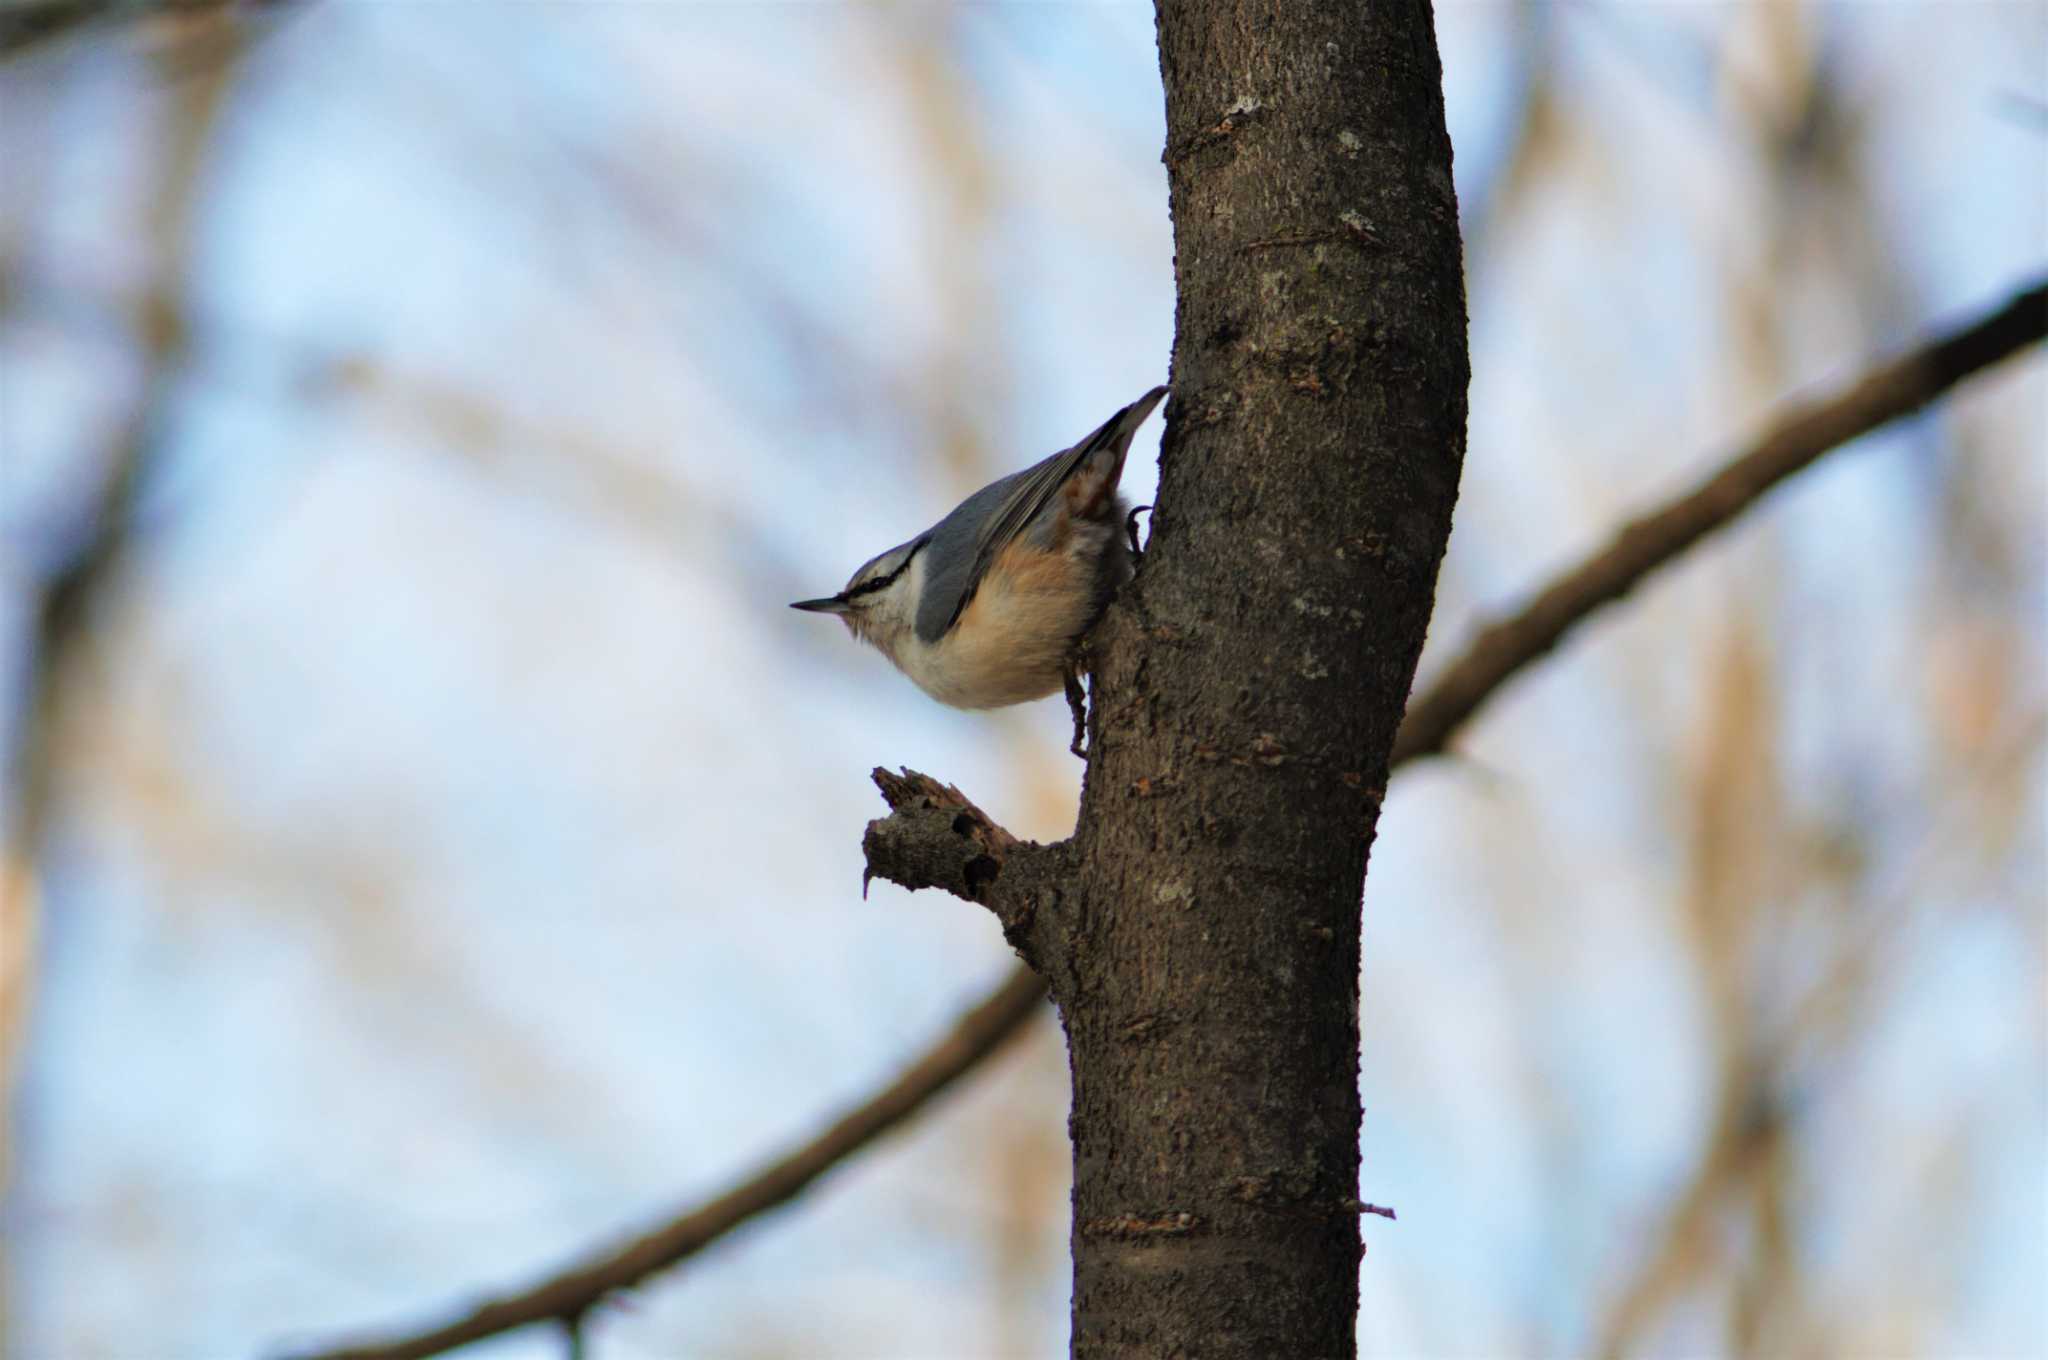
[912,457,1056,645]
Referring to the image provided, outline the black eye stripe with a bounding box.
[846,574,893,598]
[844,539,924,600]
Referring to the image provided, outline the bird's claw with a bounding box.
[1125,504,1153,558]
[1064,666,1089,760]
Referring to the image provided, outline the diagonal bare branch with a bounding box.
[1392,278,2047,765]
[289,274,2047,1360]
[287,967,1049,1360]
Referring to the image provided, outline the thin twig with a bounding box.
[1392,279,2047,766]
[290,276,2048,1360]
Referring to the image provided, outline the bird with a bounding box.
[792,385,1167,726]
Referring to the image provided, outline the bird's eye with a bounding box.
[846,562,902,599]
[842,539,924,601]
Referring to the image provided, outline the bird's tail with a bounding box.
[1065,384,1168,516]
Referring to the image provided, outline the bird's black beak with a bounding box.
[790,596,851,615]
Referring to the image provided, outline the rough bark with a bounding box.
[1057,4,1467,1354]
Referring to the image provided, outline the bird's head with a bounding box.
[791,537,927,658]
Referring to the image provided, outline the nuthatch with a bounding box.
[792,386,1167,713]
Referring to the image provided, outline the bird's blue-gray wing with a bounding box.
[913,386,1166,644]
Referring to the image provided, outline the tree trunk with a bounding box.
[853,4,1465,1354]
[1062,3,1467,1354]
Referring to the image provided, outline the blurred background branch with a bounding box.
[0,0,244,1203]
[1597,705,2046,1359]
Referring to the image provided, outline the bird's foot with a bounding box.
[1125,504,1153,559]
[1063,665,1089,760]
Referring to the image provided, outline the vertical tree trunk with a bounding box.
[1061,3,1466,1354]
